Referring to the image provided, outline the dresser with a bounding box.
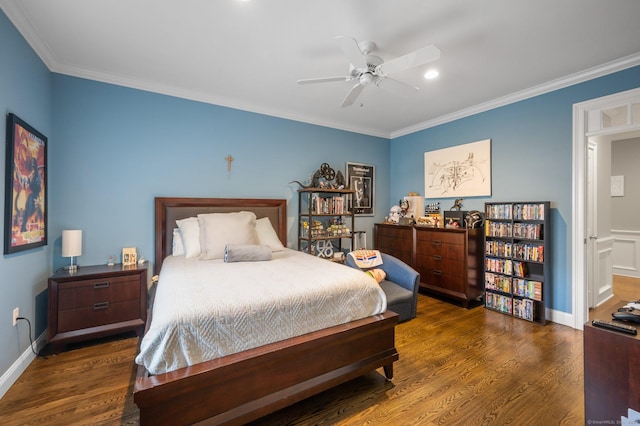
[373,223,413,266]
[374,224,483,307]
[48,264,147,353]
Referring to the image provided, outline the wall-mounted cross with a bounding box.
[225,154,234,172]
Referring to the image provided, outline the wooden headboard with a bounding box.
[154,197,287,274]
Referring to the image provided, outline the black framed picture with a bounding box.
[4,113,48,254]
[346,162,375,216]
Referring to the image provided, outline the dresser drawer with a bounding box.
[415,240,464,261]
[418,256,465,276]
[421,268,466,294]
[374,224,413,265]
[58,275,140,311]
[415,228,465,245]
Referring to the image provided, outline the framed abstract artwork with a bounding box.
[424,139,491,198]
[346,162,375,216]
[4,113,48,254]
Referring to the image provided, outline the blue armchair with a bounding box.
[346,252,420,322]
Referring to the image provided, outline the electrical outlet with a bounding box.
[12,308,19,326]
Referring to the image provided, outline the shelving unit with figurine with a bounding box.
[293,163,355,262]
[484,201,550,324]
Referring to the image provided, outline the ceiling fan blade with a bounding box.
[297,76,350,84]
[376,77,419,97]
[335,36,368,70]
[341,83,365,108]
[375,45,441,76]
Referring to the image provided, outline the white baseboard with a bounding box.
[0,331,47,400]
[547,307,576,329]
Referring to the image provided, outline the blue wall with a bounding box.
[390,66,640,313]
[0,11,52,378]
[50,75,390,269]
[2,6,640,386]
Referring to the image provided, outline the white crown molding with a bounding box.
[3,1,639,140]
[0,1,56,69]
[391,52,640,139]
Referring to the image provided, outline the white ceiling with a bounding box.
[2,0,640,138]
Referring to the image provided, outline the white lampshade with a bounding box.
[62,230,82,257]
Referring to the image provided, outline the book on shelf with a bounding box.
[311,195,346,214]
[486,292,512,314]
[513,298,534,321]
[513,203,545,221]
[513,243,544,262]
[512,278,542,301]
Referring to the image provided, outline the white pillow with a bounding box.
[172,228,184,256]
[175,217,201,259]
[198,212,258,260]
[255,217,286,251]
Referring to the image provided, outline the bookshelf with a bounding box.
[297,188,355,261]
[484,201,550,324]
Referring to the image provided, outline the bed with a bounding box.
[133,197,399,425]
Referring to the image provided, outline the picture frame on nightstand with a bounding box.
[122,247,137,266]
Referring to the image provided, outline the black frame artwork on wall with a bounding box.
[346,161,375,216]
[4,113,48,254]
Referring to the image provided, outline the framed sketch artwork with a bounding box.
[346,162,375,216]
[424,139,491,198]
[4,113,48,254]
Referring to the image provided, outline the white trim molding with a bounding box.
[612,229,640,278]
[0,331,46,399]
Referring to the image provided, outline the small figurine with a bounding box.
[389,205,402,223]
[451,198,464,211]
[399,199,409,217]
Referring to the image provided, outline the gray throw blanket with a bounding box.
[224,244,272,263]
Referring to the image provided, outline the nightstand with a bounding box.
[47,263,147,353]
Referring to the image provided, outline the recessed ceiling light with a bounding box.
[424,69,439,80]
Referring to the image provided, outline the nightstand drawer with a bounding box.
[58,299,140,332]
[58,276,140,311]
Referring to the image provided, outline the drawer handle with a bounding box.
[93,301,110,310]
[433,270,442,276]
[433,255,442,260]
[433,240,442,246]
[93,281,110,289]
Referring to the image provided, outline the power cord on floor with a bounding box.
[16,317,47,359]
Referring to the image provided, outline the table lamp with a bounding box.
[62,229,82,272]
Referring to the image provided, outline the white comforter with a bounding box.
[135,249,386,375]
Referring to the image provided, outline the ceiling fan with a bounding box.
[297,36,441,107]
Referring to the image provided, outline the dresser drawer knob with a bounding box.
[93,281,110,289]
[433,255,442,260]
[93,301,110,310]
[433,270,442,276]
[432,240,442,246]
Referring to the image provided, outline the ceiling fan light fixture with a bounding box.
[359,73,374,86]
[424,69,439,80]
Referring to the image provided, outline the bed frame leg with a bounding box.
[383,363,394,380]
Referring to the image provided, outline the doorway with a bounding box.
[573,87,640,329]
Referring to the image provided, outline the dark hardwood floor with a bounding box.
[0,293,585,425]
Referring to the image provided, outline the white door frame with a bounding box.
[586,140,597,309]
[573,87,640,329]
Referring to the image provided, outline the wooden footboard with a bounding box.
[134,311,398,426]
